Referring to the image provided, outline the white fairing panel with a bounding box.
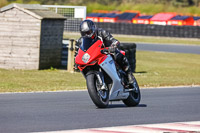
[100,55,129,101]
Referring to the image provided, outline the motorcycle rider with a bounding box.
[77,19,134,85]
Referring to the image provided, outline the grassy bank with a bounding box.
[87,3,200,16]
[0,51,199,93]
[2,1,200,16]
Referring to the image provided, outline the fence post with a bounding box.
[67,39,75,72]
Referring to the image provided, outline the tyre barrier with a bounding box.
[64,20,200,38]
[119,43,136,73]
[95,22,200,38]
[61,40,69,69]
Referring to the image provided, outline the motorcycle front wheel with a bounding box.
[123,76,141,107]
[86,71,109,108]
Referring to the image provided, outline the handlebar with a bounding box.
[101,48,116,57]
[101,49,108,54]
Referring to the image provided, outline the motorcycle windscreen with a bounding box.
[80,37,98,51]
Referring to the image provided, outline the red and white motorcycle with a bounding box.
[75,37,141,108]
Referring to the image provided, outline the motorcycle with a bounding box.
[75,36,141,108]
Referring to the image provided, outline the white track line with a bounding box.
[34,121,200,133]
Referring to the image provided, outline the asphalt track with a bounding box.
[135,43,200,54]
[0,86,200,133]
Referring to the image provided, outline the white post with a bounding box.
[55,7,58,13]
[67,39,75,72]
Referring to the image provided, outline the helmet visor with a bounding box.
[81,29,94,38]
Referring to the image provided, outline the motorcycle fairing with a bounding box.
[99,55,129,101]
[75,40,107,71]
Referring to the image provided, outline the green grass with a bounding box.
[64,32,200,46]
[115,35,200,46]
[86,3,200,16]
[135,51,200,87]
[0,69,85,92]
[2,1,200,16]
[0,51,199,93]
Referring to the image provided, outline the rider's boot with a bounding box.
[115,50,134,85]
[122,57,134,85]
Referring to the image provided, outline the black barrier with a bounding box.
[61,40,69,69]
[63,20,200,38]
[119,43,137,73]
[95,22,200,38]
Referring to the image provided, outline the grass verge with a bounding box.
[135,51,200,87]
[0,69,85,93]
[0,51,199,93]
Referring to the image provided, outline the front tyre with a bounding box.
[86,72,109,108]
[123,77,141,107]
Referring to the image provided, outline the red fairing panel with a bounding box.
[75,40,108,71]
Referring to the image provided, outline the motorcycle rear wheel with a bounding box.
[123,77,141,107]
[86,72,109,108]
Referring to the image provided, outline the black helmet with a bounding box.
[80,20,96,38]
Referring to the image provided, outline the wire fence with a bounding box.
[42,5,86,32]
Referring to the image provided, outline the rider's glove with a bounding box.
[108,40,119,53]
[108,45,116,53]
[112,40,120,47]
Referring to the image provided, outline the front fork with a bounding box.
[96,70,107,91]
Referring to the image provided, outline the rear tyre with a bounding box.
[123,76,141,107]
[86,72,109,108]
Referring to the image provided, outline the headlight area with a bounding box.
[82,53,97,65]
[82,53,90,63]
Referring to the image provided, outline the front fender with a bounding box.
[85,70,98,77]
[81,65,100,79]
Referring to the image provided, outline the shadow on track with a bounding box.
[106,104,147,109]
[134,71,147,74]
